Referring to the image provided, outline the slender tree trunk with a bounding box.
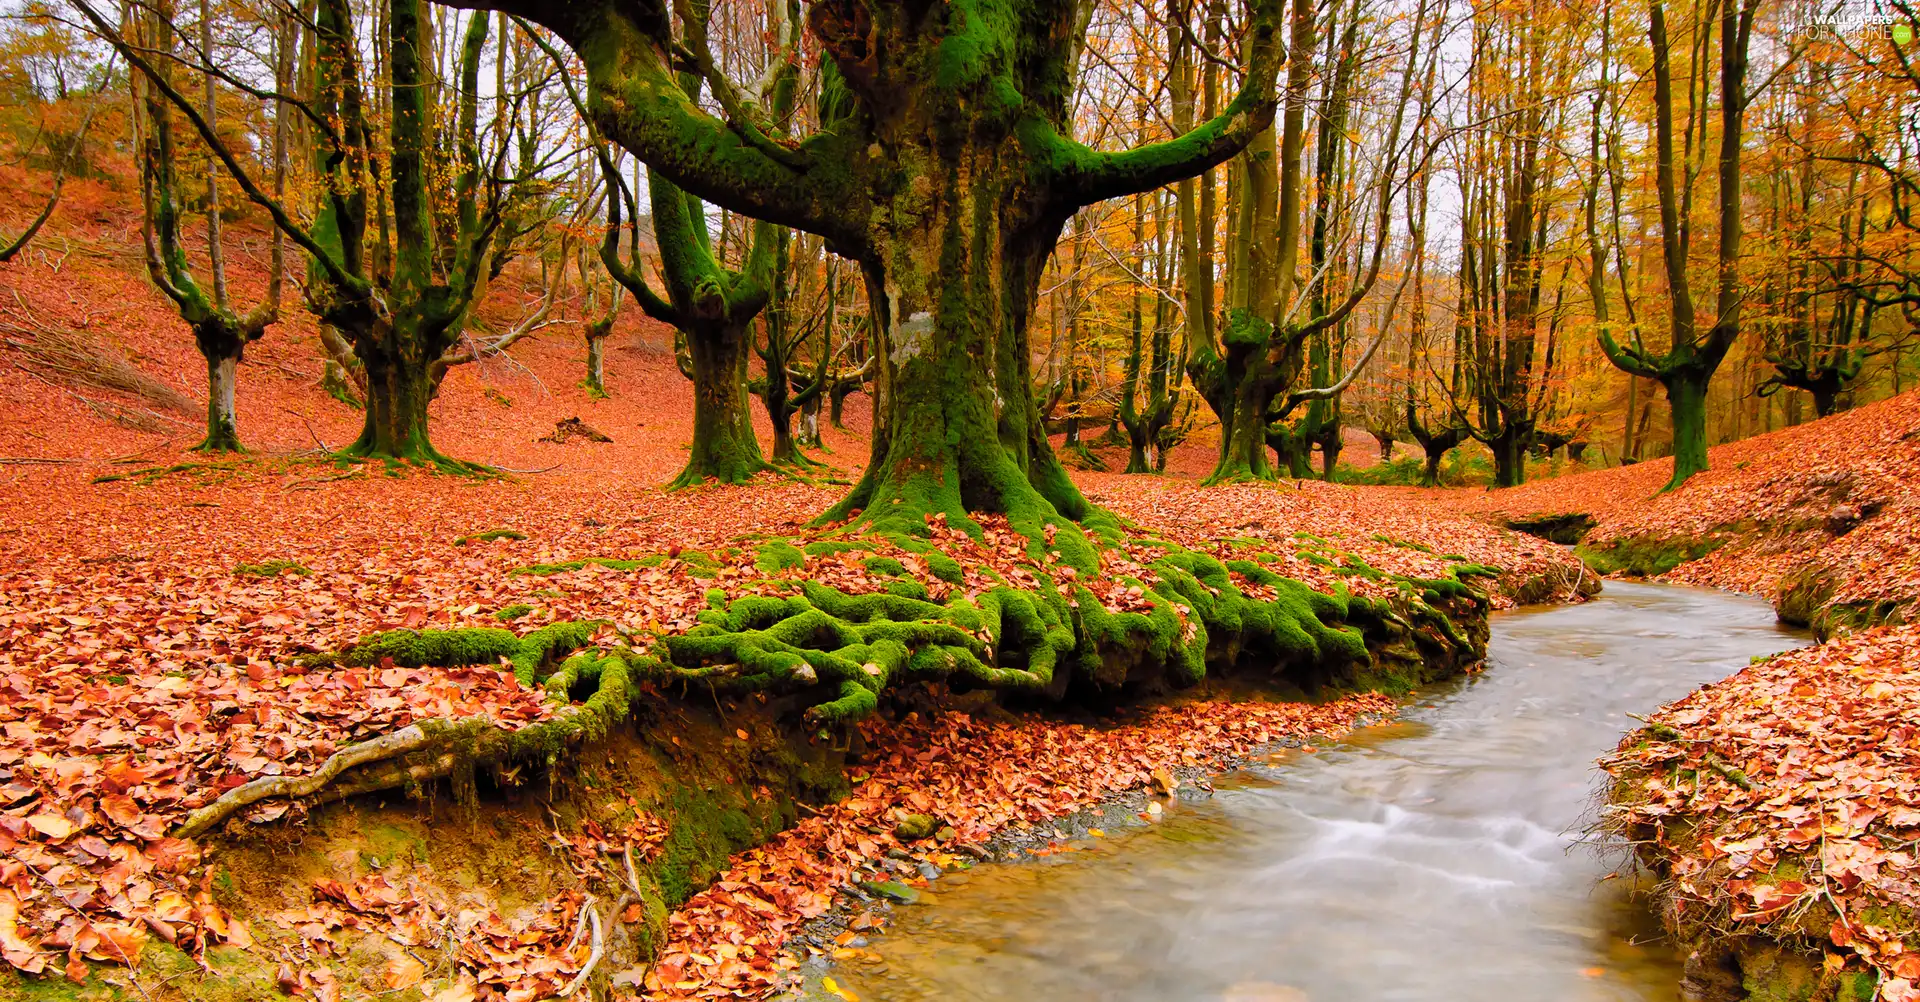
[195,335,243,453]
[797,395,823,450]
[583,334,607,397]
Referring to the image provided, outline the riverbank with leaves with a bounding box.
[1445,390,1920,1002]
[0,452,1587,999]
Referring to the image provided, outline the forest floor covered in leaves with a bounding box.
[0,433,1589,1001]
[5,176,1920,1001]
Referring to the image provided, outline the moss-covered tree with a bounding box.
[81,0,519,469]
[1599,0,1760,491]
[457,0,1283,546]
[130,0,285,453]
[604,151,778,487]
[531,3,794,487]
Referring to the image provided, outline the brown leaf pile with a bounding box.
[1601,625,1920,1000]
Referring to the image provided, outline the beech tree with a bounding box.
[453,0,1282,548]
[604,149,779,485]
[1188,0,1430,484]
[536,1,794,487]
[79,0,522,469]
[1599,0,1761,490]
[129,0,286,452]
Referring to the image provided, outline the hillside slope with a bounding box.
[1448,389,1920,634]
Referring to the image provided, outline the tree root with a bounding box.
[175,725,438,838]
[177,635,648,838]
[189,527,1495,835]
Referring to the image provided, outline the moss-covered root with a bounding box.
[179,627,654,838]
[663,543,1488,727]
[312,619,604,685]
[176,637,652,836]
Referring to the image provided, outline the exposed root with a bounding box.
[174,725,438,838]
[177,629,649,837]
[555,904,603,998]
[194,519,1496,837]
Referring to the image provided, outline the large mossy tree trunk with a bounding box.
[476,0,1282,547]
[342,313,458,463]
[678,321,765,486]
[1659,366,1711,488]
[822,169,1085,536]
[1191,312,1284,483]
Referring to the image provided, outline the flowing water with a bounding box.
[815,583,1806,1002]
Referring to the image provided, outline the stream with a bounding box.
[814,582,1807,1002]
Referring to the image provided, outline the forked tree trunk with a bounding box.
[1196,317,1280,483]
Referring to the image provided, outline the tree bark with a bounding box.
[583,333,607,397]
[196,338,242,453]
[673,322,766,487]
[1661,366,1711,487]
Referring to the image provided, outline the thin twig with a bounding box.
[556,904,602,998]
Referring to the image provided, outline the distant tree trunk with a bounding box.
[131,0,282,454]
[797,394,823,450]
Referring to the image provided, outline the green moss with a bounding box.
[493,603,534,622]
[510,556,649,575]
[925,551,964,584]
[862,555,906,577]
[647,784,787,905]
[754,540,807,573]
[1369,533,1437,554]
[1735,939,1883,1002]
[0,941,285,1001]
[234,558,310,577]
[1576,533,1725,577]
[454,528,528,545]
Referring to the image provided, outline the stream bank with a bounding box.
[794,583,1804,1002]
